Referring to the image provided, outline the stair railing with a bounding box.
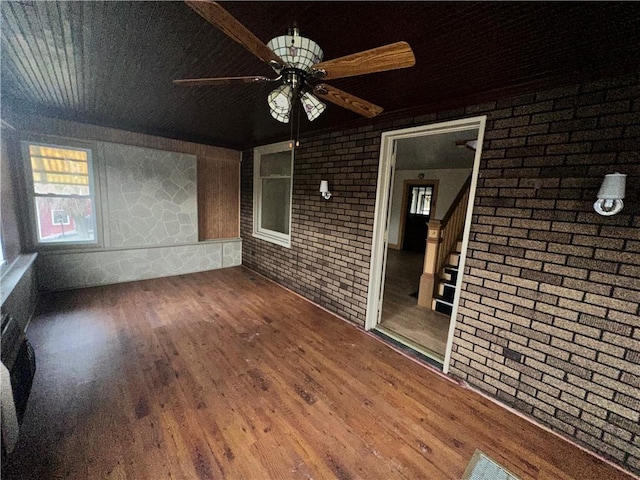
[417,176,471,308]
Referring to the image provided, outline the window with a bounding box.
[24,142,98,245]
[253,141,293,247]
[409,186,433,216]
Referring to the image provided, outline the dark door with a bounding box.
[402,185,433,253]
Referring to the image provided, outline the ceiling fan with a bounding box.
[174,1,416,124]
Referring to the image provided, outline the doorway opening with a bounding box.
[366,117,486,371]
[402,182,436,254]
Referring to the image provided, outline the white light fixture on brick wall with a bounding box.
[594,172,626,216]
[320,180,331,200]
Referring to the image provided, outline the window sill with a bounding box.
[252,231,291,248]
[1,253,37,307]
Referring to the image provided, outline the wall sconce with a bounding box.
[594,172,626,216]
[320,180,332,200]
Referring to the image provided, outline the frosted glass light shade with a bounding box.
[597,173,626,199]
[594,172,626,216]
[319,180,331,200]
[268,85,293,123]
[267,32,323,72]
[300,91,326,121]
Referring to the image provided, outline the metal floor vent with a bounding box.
[461,450,521,480]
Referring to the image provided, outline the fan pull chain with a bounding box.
[288,100,301,149]
[295,100,301,147]
[289,107,295,149]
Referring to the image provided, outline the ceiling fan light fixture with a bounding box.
[268,84,294,123]
[300,91,326,121]
[267,28,324,72]
[179,2,414,126]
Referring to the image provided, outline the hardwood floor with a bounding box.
[380,249,450,359]
[3,267,632,479]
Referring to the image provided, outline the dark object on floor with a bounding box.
[2,312,37,427]
[409,291,419,298]
[11,339,36,425]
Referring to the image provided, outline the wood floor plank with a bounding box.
[380,249,450,357]
[3,267,633,480]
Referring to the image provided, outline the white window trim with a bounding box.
[253,141,293,248]
[22,140,101,249]
[0,234,5,267]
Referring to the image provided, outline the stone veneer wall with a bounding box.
[104,143,198,247]
[36,141,241,291]
[37,242,240,291]
[241,72,640,475]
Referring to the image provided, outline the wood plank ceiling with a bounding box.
[1,1,639,149]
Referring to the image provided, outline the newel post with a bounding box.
[418,220,441,308]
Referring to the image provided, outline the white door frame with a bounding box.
[365,116,487,373]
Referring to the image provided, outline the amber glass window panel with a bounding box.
[29,145,90,195]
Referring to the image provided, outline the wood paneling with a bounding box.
[198,156,240,240]
[2,267,633,479]
[9,113,239,162]
[2,1,640,148]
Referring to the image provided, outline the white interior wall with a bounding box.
[387,168,472,246]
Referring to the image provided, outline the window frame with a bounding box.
[0,234,5,267]
[253,141,294,248]
[409,185,433,216]
[21,139,103,250]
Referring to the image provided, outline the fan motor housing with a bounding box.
[282,68,308,90]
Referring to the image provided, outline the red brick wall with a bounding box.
[241,72,640,475]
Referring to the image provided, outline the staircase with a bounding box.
[432,240,462,316]
[417,176,470,311]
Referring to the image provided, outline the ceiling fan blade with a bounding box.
[184,1,284,68]
[311,41,415,80]
[173,76,274,86]
[313,84,383,118]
